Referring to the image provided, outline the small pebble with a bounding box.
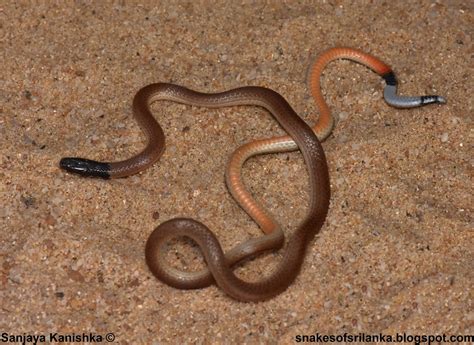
[338,111,349,121]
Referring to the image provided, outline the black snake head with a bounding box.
[59,157,110,179]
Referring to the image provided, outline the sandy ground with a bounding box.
[1,1,472,344]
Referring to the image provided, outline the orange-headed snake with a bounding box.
[60,47,446,301]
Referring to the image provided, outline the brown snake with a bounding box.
[60,48,445,301]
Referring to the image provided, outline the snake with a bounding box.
[59,47,446,302]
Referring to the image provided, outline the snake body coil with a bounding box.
[60,48,445,301]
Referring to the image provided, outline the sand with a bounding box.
[1,1,472,343]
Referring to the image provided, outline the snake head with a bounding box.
[59,157,111,179]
